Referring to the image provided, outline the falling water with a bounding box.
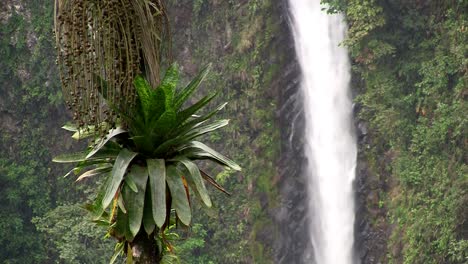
[289,1,357,264]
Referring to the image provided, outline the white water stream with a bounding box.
[289,1,357,263]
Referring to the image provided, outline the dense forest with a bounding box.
[0,0,466,263]
[326,1,467,263]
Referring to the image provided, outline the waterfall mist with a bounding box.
[288,1,358,263]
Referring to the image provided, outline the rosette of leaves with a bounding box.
[53,64,240,262]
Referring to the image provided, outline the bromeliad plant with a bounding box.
[53,64,240,262]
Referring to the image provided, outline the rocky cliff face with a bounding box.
[165,0,299,261]
[354,118,389,263]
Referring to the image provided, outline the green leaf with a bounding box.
[53,151,89,163]
[123,165,148,238]
[180,141,241,171]
[62,168,75,178]
[176,92,217,125]
[134,75,166,123]
[152,137,186,157]
[72,158,113,175]
[76,165,112,182]
[148,88,167,121]
[127,244,133,264]
[142,186,156,235]
[114,207,132,241]
[110,242,124,264]
[118,194,127,214]
[71,122,109,140]
[87,127,128,159]
[166,165,191,225]
[53,146,120,163]
[151,109,177,137]
[62,123,78,132]
[134,75,153,113]
[85,172,112,219]
[153,119,229,156]
[131,135,154,155]
[160,63,179,108]
[175,158,212,207]
[147,159,166,228]
[102,148,138,210]
[174,64,211,109]
[125,176,139,193]
[182,119,229,141]
[171,102,227,137]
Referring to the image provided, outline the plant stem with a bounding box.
[130,233,162,264]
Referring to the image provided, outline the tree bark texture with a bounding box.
[131,233,162,264]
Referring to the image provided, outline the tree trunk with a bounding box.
[131,233,162,264]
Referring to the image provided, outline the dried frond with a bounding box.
[54,0,171,133]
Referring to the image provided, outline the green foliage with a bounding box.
[176,224,214,264]
[163,0,284,262]
[54,66,240,261]
[0,1,75,262]
[32,204,116,264]
[329,0,467,262]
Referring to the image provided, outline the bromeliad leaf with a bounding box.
[175,158,211,207]
[118,194,127,214]
[85,172,112,220]
[176,92,217,126]
[62,123,78,132]
[53,151,89,163]
[142,188,156,235]
[181,119,229,142]
[160,63,179,108]
[76,165,112,182]
[124,176,139,193]
[71,122,109,140]
[147,159,166,228]
[171,102,227,137]
[134,75,166,123]
[114,207,132,241]
[102,149,138,209]
[122,165,148,238]
[174,64,211,109]
[180,141,241,171]
[134,75,153,115]
[153,119,229,156]
[54,145,120,163]
[166,165,191,226]
[72,158,113,176]
[148,88,167,122]
[87,127,127,159]
[150,109,177,138]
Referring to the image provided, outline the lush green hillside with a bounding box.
[162,1,287,262]
[323,0,467,263]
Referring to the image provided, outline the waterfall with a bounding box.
[288,1,358,263]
